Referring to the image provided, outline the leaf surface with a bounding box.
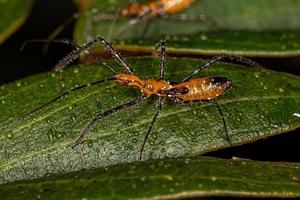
[1,157,300,199]
[74,0,300,57]
[0,57,300,184]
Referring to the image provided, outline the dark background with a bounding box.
[0,0,299,162]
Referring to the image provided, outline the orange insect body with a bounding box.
[114,73,231,102]
[121,0,196,17]
[174,77,231,101]
[31,37,259,159]
[114,73,173,96]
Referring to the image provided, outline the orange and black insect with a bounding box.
[24,37,260,159]
[121,0,197,18]
[113,0,196,36]
[45,0,198,42]
[90,0,213,39]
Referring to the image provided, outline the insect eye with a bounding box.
[123,80,130,84]
[181,87,189,94]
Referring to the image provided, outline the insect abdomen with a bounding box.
[122,0,196,17]
[175,77,231,102]
[160,0,196,14]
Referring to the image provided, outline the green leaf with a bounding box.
[0,57,300,184]
[74,0,300,57]
[0,0,35,44]
[1,157,300,199]
[86,32,300,58]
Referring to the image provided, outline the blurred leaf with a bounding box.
[74,0,300,57]
[1,157,300,199]
[0,57,300,184]
[87,31,300,58]
[0,0,35,44]
[73,0,94,11]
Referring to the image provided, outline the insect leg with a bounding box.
[139,17,153,39]
[97,37,136,75]
[20,38,117,73]
[182,54,262,82]
[114,9,153,39]
[106,7,122,40]
[74,97,143,147]
[114,17,143,39]
[214,101,232,144]
[54,38,117,72]
[157,39,166,80]
[139,97,163,160]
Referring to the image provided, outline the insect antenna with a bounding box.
[20,39,117,73]
[20,38,77,51]
[42,12,81,54]
[214,101,232,144]
[182,54,263,82]
[139,97,163,160]
[73,97,144,147]
[29,77,116,115]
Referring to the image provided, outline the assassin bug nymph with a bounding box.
[111,0,198,38]
[43,0,215,47]
[88,0,217,40]
[122,0,196,17]
[23,37,260,160]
